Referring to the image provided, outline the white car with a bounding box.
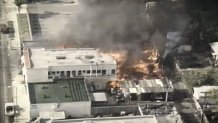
[5,102,15,116]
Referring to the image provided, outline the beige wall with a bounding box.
[30,101,91,118]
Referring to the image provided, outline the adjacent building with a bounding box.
[21,48,117,119]
[209,42,218,66]
[52,115,158,123]
[193,86,218,123]
[22,48,117,83]
[120,79,174,101]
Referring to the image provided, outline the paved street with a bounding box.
[0,1,15,123]
[0,36,6,123]
[0,34,13,123]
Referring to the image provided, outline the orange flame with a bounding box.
[106,80,121,91]
[103,49,163,80]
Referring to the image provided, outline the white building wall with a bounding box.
[50,64,116,75]
[59,102,91,117]
[24,64,116,83]
[26,69,52,83]
[30,101,91,118]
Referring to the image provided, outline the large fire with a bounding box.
[104,48,163,80]
[57,42,164,80]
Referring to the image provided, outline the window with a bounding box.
[93,70,96,73]
[48,71,51,75]
[97,70,101,73]
[48,76,52,79]
[83,70,86,73]
[111,69,116,74]
[78,71,82,76]
[60,71,64,77]
[67,71,70,77]
[52,71,55,75]
[56,71,60,74]
[102,70,106,75]
[72,71,76,76]
[56,56,66,59]
[87,70,90,74]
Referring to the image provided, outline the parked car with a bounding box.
[5,103,15,116]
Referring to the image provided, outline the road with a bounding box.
[1,33,13,123]
[0,36,5,123]
[0,1,14,123]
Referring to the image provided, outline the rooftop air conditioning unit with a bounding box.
[85,55,94,59]
[56,56,66,60]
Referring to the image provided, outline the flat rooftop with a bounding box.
[210,42,218,55]
[52,115,158,123]
[27,4,78,39]
[175,52,212,69]
[17,14,31,41]
[120,79,173,93]
[193,86,218,100]
[23,48,116,69]
[28,78,90,104]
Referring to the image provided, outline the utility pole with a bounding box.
[165,77,171,105]
[138,104,143,116]
[165,87,169,103]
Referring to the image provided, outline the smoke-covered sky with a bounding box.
[53,0,149,51]
[36,0,190,59]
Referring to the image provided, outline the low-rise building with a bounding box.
[50,115,158,123]
[20,48,117,119]
[29,78,91,119]
[120,79,174,101]
[21,48,117,83]
[193,86,218,100]
[209,42,218,66]
[193,86,218,123]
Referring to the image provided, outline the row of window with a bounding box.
[48,69,116,79]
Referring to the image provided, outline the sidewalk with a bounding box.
[3,1,31,122]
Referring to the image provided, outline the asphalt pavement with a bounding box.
[0,1,14,123]
[1,33,14,123]
[0,36,5,123]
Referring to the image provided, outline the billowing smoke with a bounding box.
[164,15,190,58]
[54,0,149,52]
[28,0,190,78]
[42,0,189,61]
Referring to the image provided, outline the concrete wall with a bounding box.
[26,68,52,83]
[49,64,116,77]
[59,102,91,117]
[91,105,139,116]
[30,101,91,118]
[23,64,116,83]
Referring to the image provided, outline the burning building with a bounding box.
[104,47,163,80]
[48,41,165,81]
[22,0,167,81]
[21,47,119,119]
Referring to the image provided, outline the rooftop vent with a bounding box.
[75,56,81,59]
[56,56,66,60]
[85,55,94,59]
